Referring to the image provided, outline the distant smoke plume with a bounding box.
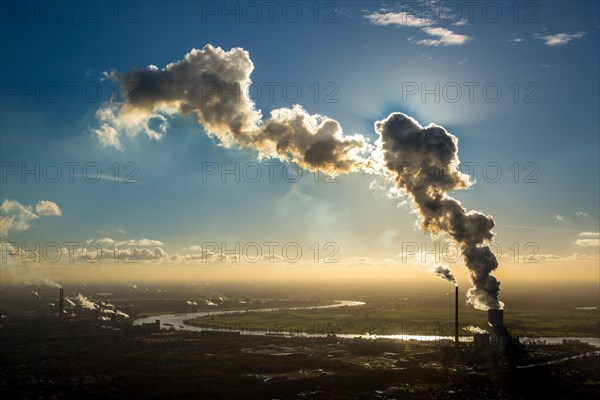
[433,265,456,286]
[0,251,61,288]
[375,113,502,310]
[463,325,487,334]
[95,45,369,173]
[76,293,98,310]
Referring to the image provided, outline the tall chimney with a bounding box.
[454,285,459,348]
[59,288,64,317]
[488,309,504,326]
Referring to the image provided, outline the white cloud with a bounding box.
[128,247,168,260]
[509,38,524,43]
[35,200,62,216]
[410,27,471,46]
[134,238,164,246]
[1,200,39,236]
[537,32,585,46]
[122,239,164,246]
[576,210,589,217]
[1,199,62,237]
[553,214,564,221]
[452,19,469,26]
[0,215,16,238]
[364,11,470,47]
[88,237,164,247]
[75,246,169,262]
[574,239,600,248]
[579,232,600,237]
[365,11,433,27]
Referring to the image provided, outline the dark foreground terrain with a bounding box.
[1,331,598,400]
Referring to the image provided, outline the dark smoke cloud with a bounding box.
[434,265,456,286]
[95,45,369,173]
[375,113,502,310]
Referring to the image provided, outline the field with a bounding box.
[185,302,599,338]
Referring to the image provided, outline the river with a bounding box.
[133,300,600,347]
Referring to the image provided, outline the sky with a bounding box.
[0,1,599,290]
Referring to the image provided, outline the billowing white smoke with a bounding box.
[76,293,98,310]
[433,265,457,286]
[93,44,503,311]
[0,247,62,288]
[95,45,369,173]
[463,325,487,334]
[375,113,502,310]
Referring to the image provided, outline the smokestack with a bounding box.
[455,286,459,348]
[488,309,503,326]
[59,288,64,317]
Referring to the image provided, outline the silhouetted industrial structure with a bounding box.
[58,288,64,317]
[454,286,459,349]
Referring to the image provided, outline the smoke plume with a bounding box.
[433,265,456,286]
[463,325,487,334]
[375,113,502,310]
[76,293,98,310]
[93,44,503,310]
[95,45,369,173]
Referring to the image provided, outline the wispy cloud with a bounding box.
[364,10,471,47]
[576,210,589,217]
[452,19,469,26]
[574,239,600,247]
[579,232,599,237]
[86,237,164,247]
[365,11,433,27]
[574,232,600,247]
[553,214,564,221]
[410,27,471,46]
[537,32,586,46]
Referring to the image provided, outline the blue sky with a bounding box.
[1,1,598,283]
